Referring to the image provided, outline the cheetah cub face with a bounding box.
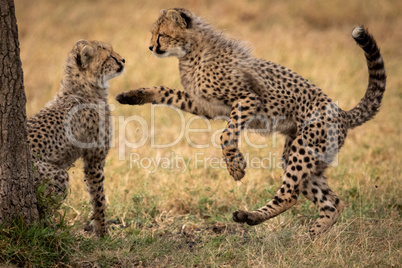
[148,9,192,58]
[72,40,125,88]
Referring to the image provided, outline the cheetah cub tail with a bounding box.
[345,26,386,129]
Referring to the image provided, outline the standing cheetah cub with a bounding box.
[116,8,385,236]
[28,40,125,236]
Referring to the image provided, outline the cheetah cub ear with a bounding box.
[166,9,188,28]
[79,45,94,69]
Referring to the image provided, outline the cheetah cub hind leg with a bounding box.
[301,175,346,238]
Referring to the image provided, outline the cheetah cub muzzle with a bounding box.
[28,40,125,237]
[116,8,385,237]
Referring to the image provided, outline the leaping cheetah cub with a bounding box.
[116,8,386,236]
[28,40,125,236]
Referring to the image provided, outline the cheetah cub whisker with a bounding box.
[116,8,386,237]
[28,40,125,237]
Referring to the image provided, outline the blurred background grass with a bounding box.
[14,0,402,266]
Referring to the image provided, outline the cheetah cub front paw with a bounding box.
[223,149,247,181]
[116,88,155,105]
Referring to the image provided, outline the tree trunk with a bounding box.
[0,0,39,224]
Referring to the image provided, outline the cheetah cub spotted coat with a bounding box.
[116,8,386,236]
[28,40,125,236]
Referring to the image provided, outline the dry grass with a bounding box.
[11,0,402,266]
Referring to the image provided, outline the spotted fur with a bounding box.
[116,8,386,237]
[28,40,125,236]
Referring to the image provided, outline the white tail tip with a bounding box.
[352,26,364,39]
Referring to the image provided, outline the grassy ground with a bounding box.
[3,0,402,266]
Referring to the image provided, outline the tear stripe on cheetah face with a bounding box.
[27,40,125,237]
[117,9,385,236]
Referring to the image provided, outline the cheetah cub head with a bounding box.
[68,40,125,89]
[148,8,194,58]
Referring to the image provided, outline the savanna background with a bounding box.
[3,0,402,266]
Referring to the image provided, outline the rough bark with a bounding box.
[0,0,39,224]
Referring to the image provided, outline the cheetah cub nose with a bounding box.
[122,59,126,63]
[149,46,154,51]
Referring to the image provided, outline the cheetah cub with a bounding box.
[116,8,386,236]
[28,40,125,236]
